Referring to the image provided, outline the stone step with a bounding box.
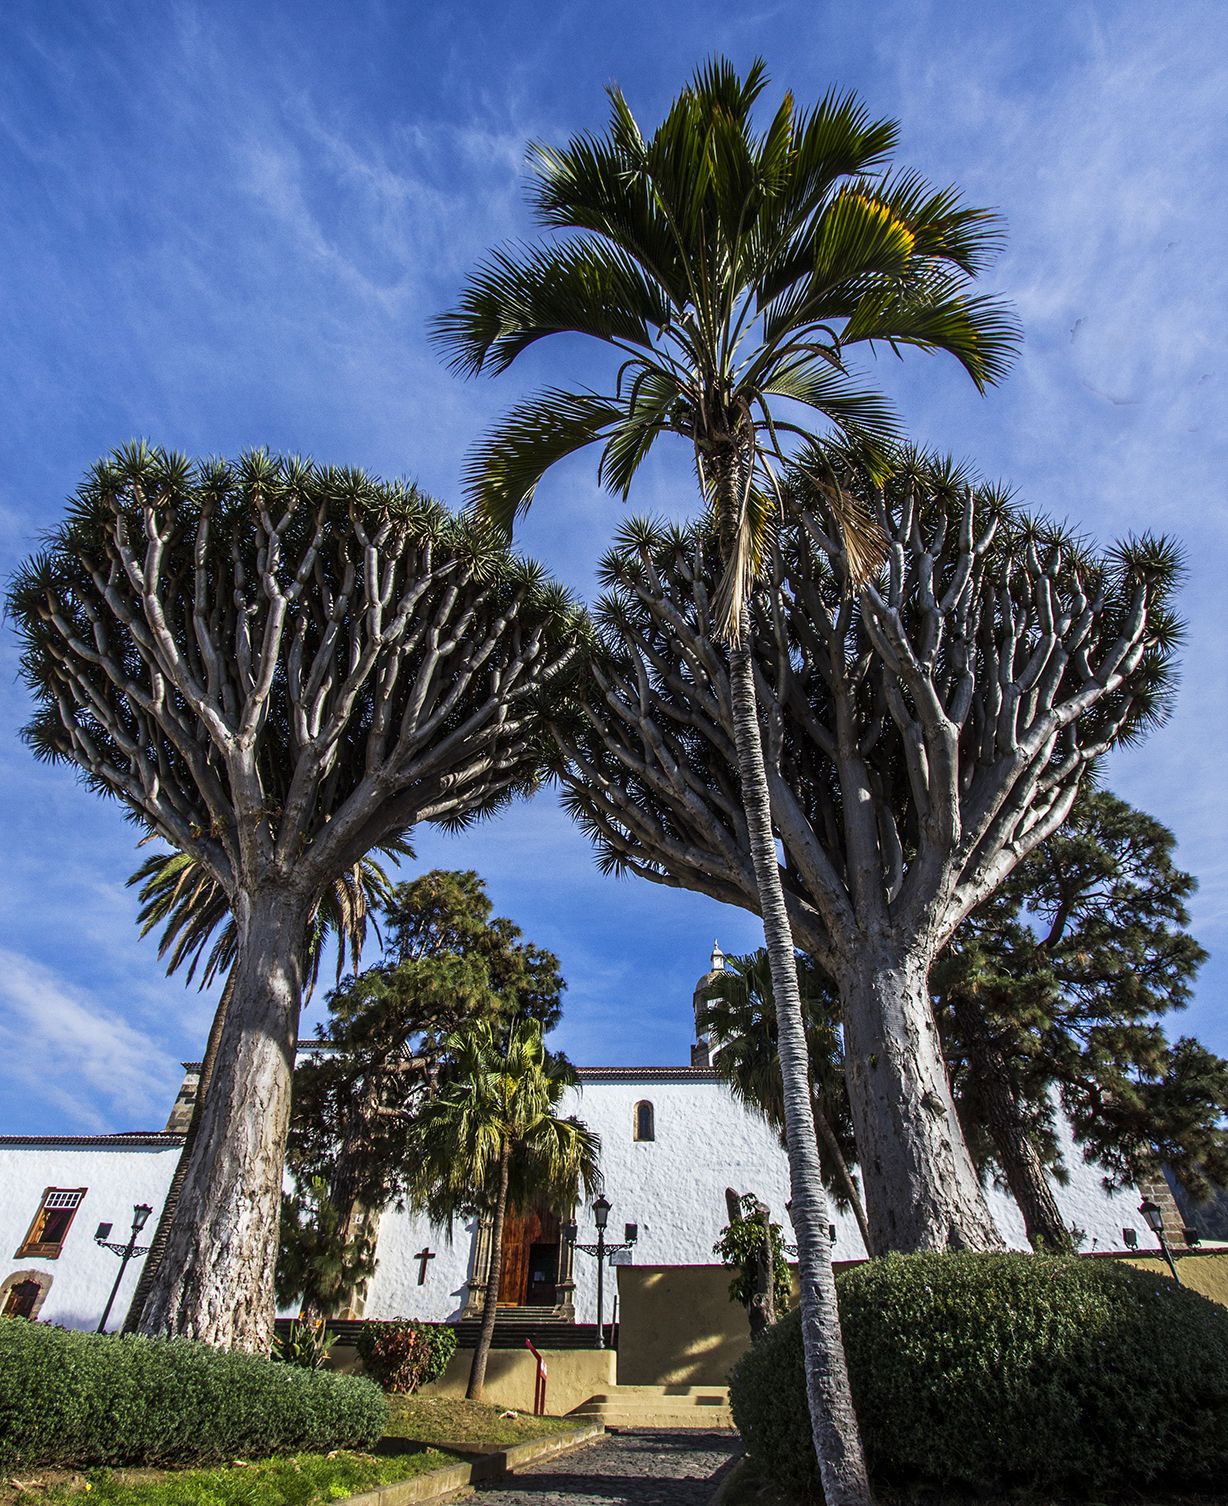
[568,1386,734,1430]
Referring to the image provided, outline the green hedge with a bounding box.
[355,1319,458,1392]
[729,1253,1228,1498]
[0,1318,388,1471]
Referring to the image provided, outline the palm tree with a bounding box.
[434,59,1015,1505]
[699,950,872,1252]
[408,1017,601,1400]
[121,837,409,1333]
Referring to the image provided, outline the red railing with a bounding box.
[524,1337,548,1416]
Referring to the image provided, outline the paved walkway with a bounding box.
[477,1430,742,1506]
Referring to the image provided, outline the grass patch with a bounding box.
[0,1445,461,1506]
[384,1396,582,1449]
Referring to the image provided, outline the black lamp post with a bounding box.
[565,1194,636,1348]
[95,1202,153,1332]
[1138,1198,1182,1286]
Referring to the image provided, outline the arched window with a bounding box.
[0,1269,52,1321]
[633,1100,655,1142]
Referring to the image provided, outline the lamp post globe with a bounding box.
[593,1195,611,1231]
[133,1203,153,1234]
[1138,1198,1182,1286]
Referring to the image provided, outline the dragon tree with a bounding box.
[8,445,582,1351]
[555,448,1182,1254]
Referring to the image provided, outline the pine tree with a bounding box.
[934,788,1224,1243]
[281,872,566,1318]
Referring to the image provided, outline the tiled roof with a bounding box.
[181,1049,718,1080]
[576,1066,717,1080]
[0,1133,184,1148]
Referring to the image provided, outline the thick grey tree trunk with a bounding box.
[122,965,237,1333]
[728,628,874,1506]
[840,949,1003,1255]
[467,1140,511,1400]
[137,884,309,1352]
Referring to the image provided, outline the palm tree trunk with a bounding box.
[814,1103,872,1255]
[468,1139,511,1400]
[137,883,310,1352]
[123,964,237,1333]
[728,618,874,1506]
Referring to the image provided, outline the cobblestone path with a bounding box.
[477,1430,742,1506]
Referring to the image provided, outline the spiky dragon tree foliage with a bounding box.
[8,444,583,1352]
[554,445,1182,1255]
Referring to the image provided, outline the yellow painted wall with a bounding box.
[616,1265,758,1386]
[418,1346,618,1415]
[1121,1250,1228,1306]
[616,1254,1228,1388]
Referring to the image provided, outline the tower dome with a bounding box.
[691,941,726,1067]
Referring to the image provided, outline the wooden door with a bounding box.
[497,1206,560,1306]
[497,1207,530,1304]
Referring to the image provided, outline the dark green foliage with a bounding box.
[729,1253,1228,1497]
[355,1320,458,1393]
[0,1318,387,1471]
[713,1192,792,1317]
[281,870,569,1319]
[937,788,1224,1201]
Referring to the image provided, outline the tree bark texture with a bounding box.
[840,952,1002,1253]
[123,964,237,1333]
[138,885,309,1352]
[468,1141,512,1401]
[728,630,874,1506]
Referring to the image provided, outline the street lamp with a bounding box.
[566,1195,636,1348]
[95,1202,154,1332]
[1138,1198,1182,1286]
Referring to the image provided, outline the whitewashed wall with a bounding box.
[0,1075,1164,1334]
[363,1071,1162,1324]
[0,1141,179,1330]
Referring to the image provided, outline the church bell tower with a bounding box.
[691,941,726,1067]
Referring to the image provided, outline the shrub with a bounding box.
[355,1319,458,1393]
[729,1253,1228,1498]
[273,1316,338,1369]
[0,1318,388,1471]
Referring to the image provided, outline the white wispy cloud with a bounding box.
[0,949,181,1133]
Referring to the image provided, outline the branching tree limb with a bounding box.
[554,446,1182,1253]
[8,444,583,1351]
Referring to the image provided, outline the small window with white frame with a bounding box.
[16,1187,86,1259]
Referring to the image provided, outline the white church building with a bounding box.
[0,946,1164,1331]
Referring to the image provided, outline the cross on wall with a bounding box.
[415,1247,436,1285]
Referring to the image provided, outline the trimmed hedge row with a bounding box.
[730,1252,1228,1498]
[0,1318,388,1471]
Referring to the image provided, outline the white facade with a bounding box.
[0,960,1164,1332]
[0,1138,181,1329]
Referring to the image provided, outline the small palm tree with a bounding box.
[121,836,410,1332]
[435,58,1015,1504]
[699,950,871,1251]
[409,1017,601,1400]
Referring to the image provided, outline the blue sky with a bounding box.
[1,0,1224,1136]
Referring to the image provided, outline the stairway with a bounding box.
[452,1307,615,1350]
[568,1385,734,1429]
